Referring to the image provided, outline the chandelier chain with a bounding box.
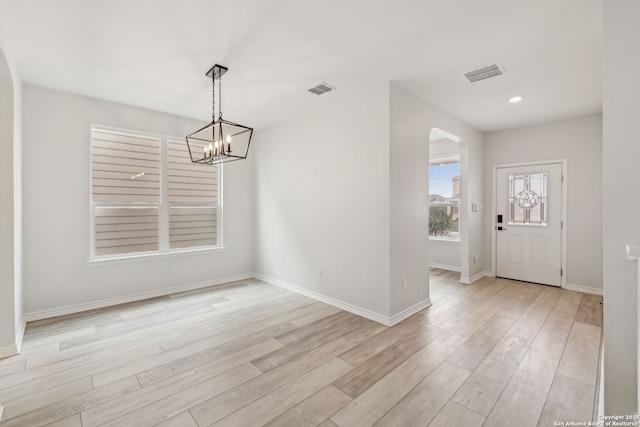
[211,73,216,121]
[218,73,222,120]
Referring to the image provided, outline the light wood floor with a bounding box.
[0,270,602,427]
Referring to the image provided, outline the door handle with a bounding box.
[496,226,507,231]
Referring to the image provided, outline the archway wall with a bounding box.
[0,25,24,357]
[389,83,484,318]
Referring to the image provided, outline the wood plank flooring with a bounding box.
[0,270,602,426]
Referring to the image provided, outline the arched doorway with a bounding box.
[428,127,466,281]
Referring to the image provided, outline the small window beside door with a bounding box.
[429,159,460,241]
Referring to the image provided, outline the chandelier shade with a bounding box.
[185,65,253,165]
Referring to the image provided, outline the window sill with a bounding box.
[429,238,461,244]
[86,246,225,267]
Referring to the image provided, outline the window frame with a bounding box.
[428,155,461,242]
[88,125,223,263]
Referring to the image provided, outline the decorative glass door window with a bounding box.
[508,173,547,226]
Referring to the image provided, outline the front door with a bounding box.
[496,163,562,286]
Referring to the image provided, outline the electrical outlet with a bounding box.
[317,267,323,278]
[170,263,177,272]
[401,278,407,290]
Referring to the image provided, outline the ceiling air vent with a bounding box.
[308,82,335,95]
[461,63,505,83]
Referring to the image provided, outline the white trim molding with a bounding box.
[0,344,18,360]
[15,318,26,353]
[24,273,254,322]
[0,403,4,423]
[254,273,430,326]
[565,283,603,296]
[626,243,640,260]
[389,298,432,326]
[460,271,492,285]
[627,243,640,411]
[0,318,25,359]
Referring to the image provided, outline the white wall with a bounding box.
[0,41,16,354]
[428,240,461,271]
[483,114,603,292]
[389,84,484,315]
[13,54,22,342]
[602,1,640,415]
[429,137,459,159]
[464,119,485,283]
[253,76,392,317]
[0,29,23,357]
[253,80,484,322]
[22,85,253,315]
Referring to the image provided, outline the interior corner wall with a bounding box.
[21,85,254,315]
[12,62,23,342]
[482,114,603,292]
[603,1,640,415]
[463,122,485,282]
[389,83,484,316]
[0,39,18,356]
[253,76,391,318]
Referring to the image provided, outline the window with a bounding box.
[166,139,219,248]
[429,159,460,240]
[90,127,221,259]
[508,172,547,226]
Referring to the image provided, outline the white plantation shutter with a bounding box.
[167,140,218,203]
[167,139,218,248]
[169,207,217,248]
[95,207,159,255]
[91,130,161,202]
[91,129,162,257]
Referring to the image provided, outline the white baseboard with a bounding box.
[460,270,492,285]
[598,345,604,420]
[389,298,432,325]
[15,317,26,353]
[255,273,428,326]
[429,263,461,273]
[0,344,18,360]
[565,283,603,296]
[24,273,254,322]
[0,403,4,422]
[255,273,392,325]
[0,318,26,360]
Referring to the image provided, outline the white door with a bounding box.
[496,163,562,286]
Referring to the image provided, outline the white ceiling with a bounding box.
[0,0,602,132]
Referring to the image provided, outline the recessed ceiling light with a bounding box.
[508,96,523,103]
